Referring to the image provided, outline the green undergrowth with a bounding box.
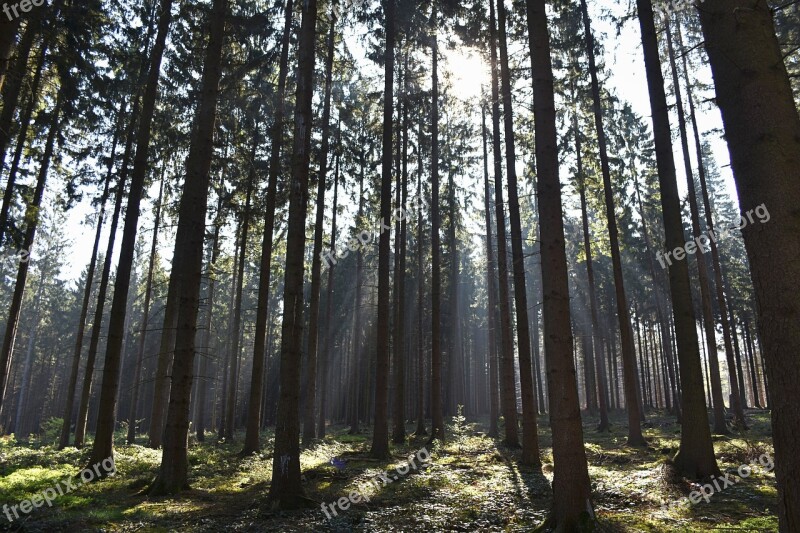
[0,411,777,531]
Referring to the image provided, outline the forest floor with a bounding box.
[0,410,777,532]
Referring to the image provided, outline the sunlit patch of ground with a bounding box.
[0,411,777,531]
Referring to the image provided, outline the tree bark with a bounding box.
[488,0,518,448]
[664,21,729,435]
[242,0,294,456]
[698,1,800,527]
[481,107,500,438]
[85,0,174,471]
[147,0,227,494]
[303,13,336,445]
[525,0,594,526]
[635,0,719,479]
[497,0,540,463]
[267,0,318,507]
[428,1,444,442]
[579,0,645,445]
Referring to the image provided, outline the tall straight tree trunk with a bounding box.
[318,131,340,439]
[197,194,225,442]
[575,115,609,432]
[664,21,730,434]
[428,1,444,442]
[84,0,175,473]
[497,0,540,464]
[303,13,336,445]
[74,135,130,449]
[370,0,394,459]
[243,0,294,456]
[348,156,366,434]
[127,177,164,445]
[267,0,318,507]
[525,0,594,526]
[147,0,227,494]
[0,93,61,413]
[392,50,409,444]
[225,147,255,441]
[635,0,719,479]
[488,0,518,448]
[579,0,645,445]
[59,111,119,449]
[414,118,427,437]
[482,107,500,438]
[699,1,800,527]
[673,23,746,428]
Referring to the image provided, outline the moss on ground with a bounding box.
[0,411,777,531]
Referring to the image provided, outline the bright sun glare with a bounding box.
[443,47,491,101]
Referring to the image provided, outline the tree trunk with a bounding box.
[318,129,340,439]
[428,1,444,442]
[0,37,48,245]
[575,118,610,433]
[127,176,164,445]
[147,0,227,494]
[664,21,730,435]
[497,0,540,463]
[488,0,518,448]
[392,49,409,444]
[635,0,719,479]
[481,107,500,438]
[579,0,645,445]
[267,0,318,507]
[242,0,294,456]
[0,12,41,189]
[414,117,427,437]
[196,194,225,442]
[525,0,594,526]
[0,93,61,414]
[84,0,175,471]
[303,13,336,445]
[74,128,130,449]
[698,1,800,527]
[0,18,20,93]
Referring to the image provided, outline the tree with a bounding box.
[267,0,319,507]
[698,0,800,528]
[496,0,540,464]
[635,0,719,479]
[83,0,175,472]
[525,0,594,526]
[303,10,336,445]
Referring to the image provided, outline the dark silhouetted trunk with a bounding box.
[147,0,227,494]
[525,0,594,526]
[488,0,518,448]
[86,0,175,471]
[303,14,336,445]
[482,107,499,438]
[579,0,644,445]
[267,0,318,507]
[429,1,444,442]
[699,1,800,527]
[243,0,294,456]
[635,0,719,479]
